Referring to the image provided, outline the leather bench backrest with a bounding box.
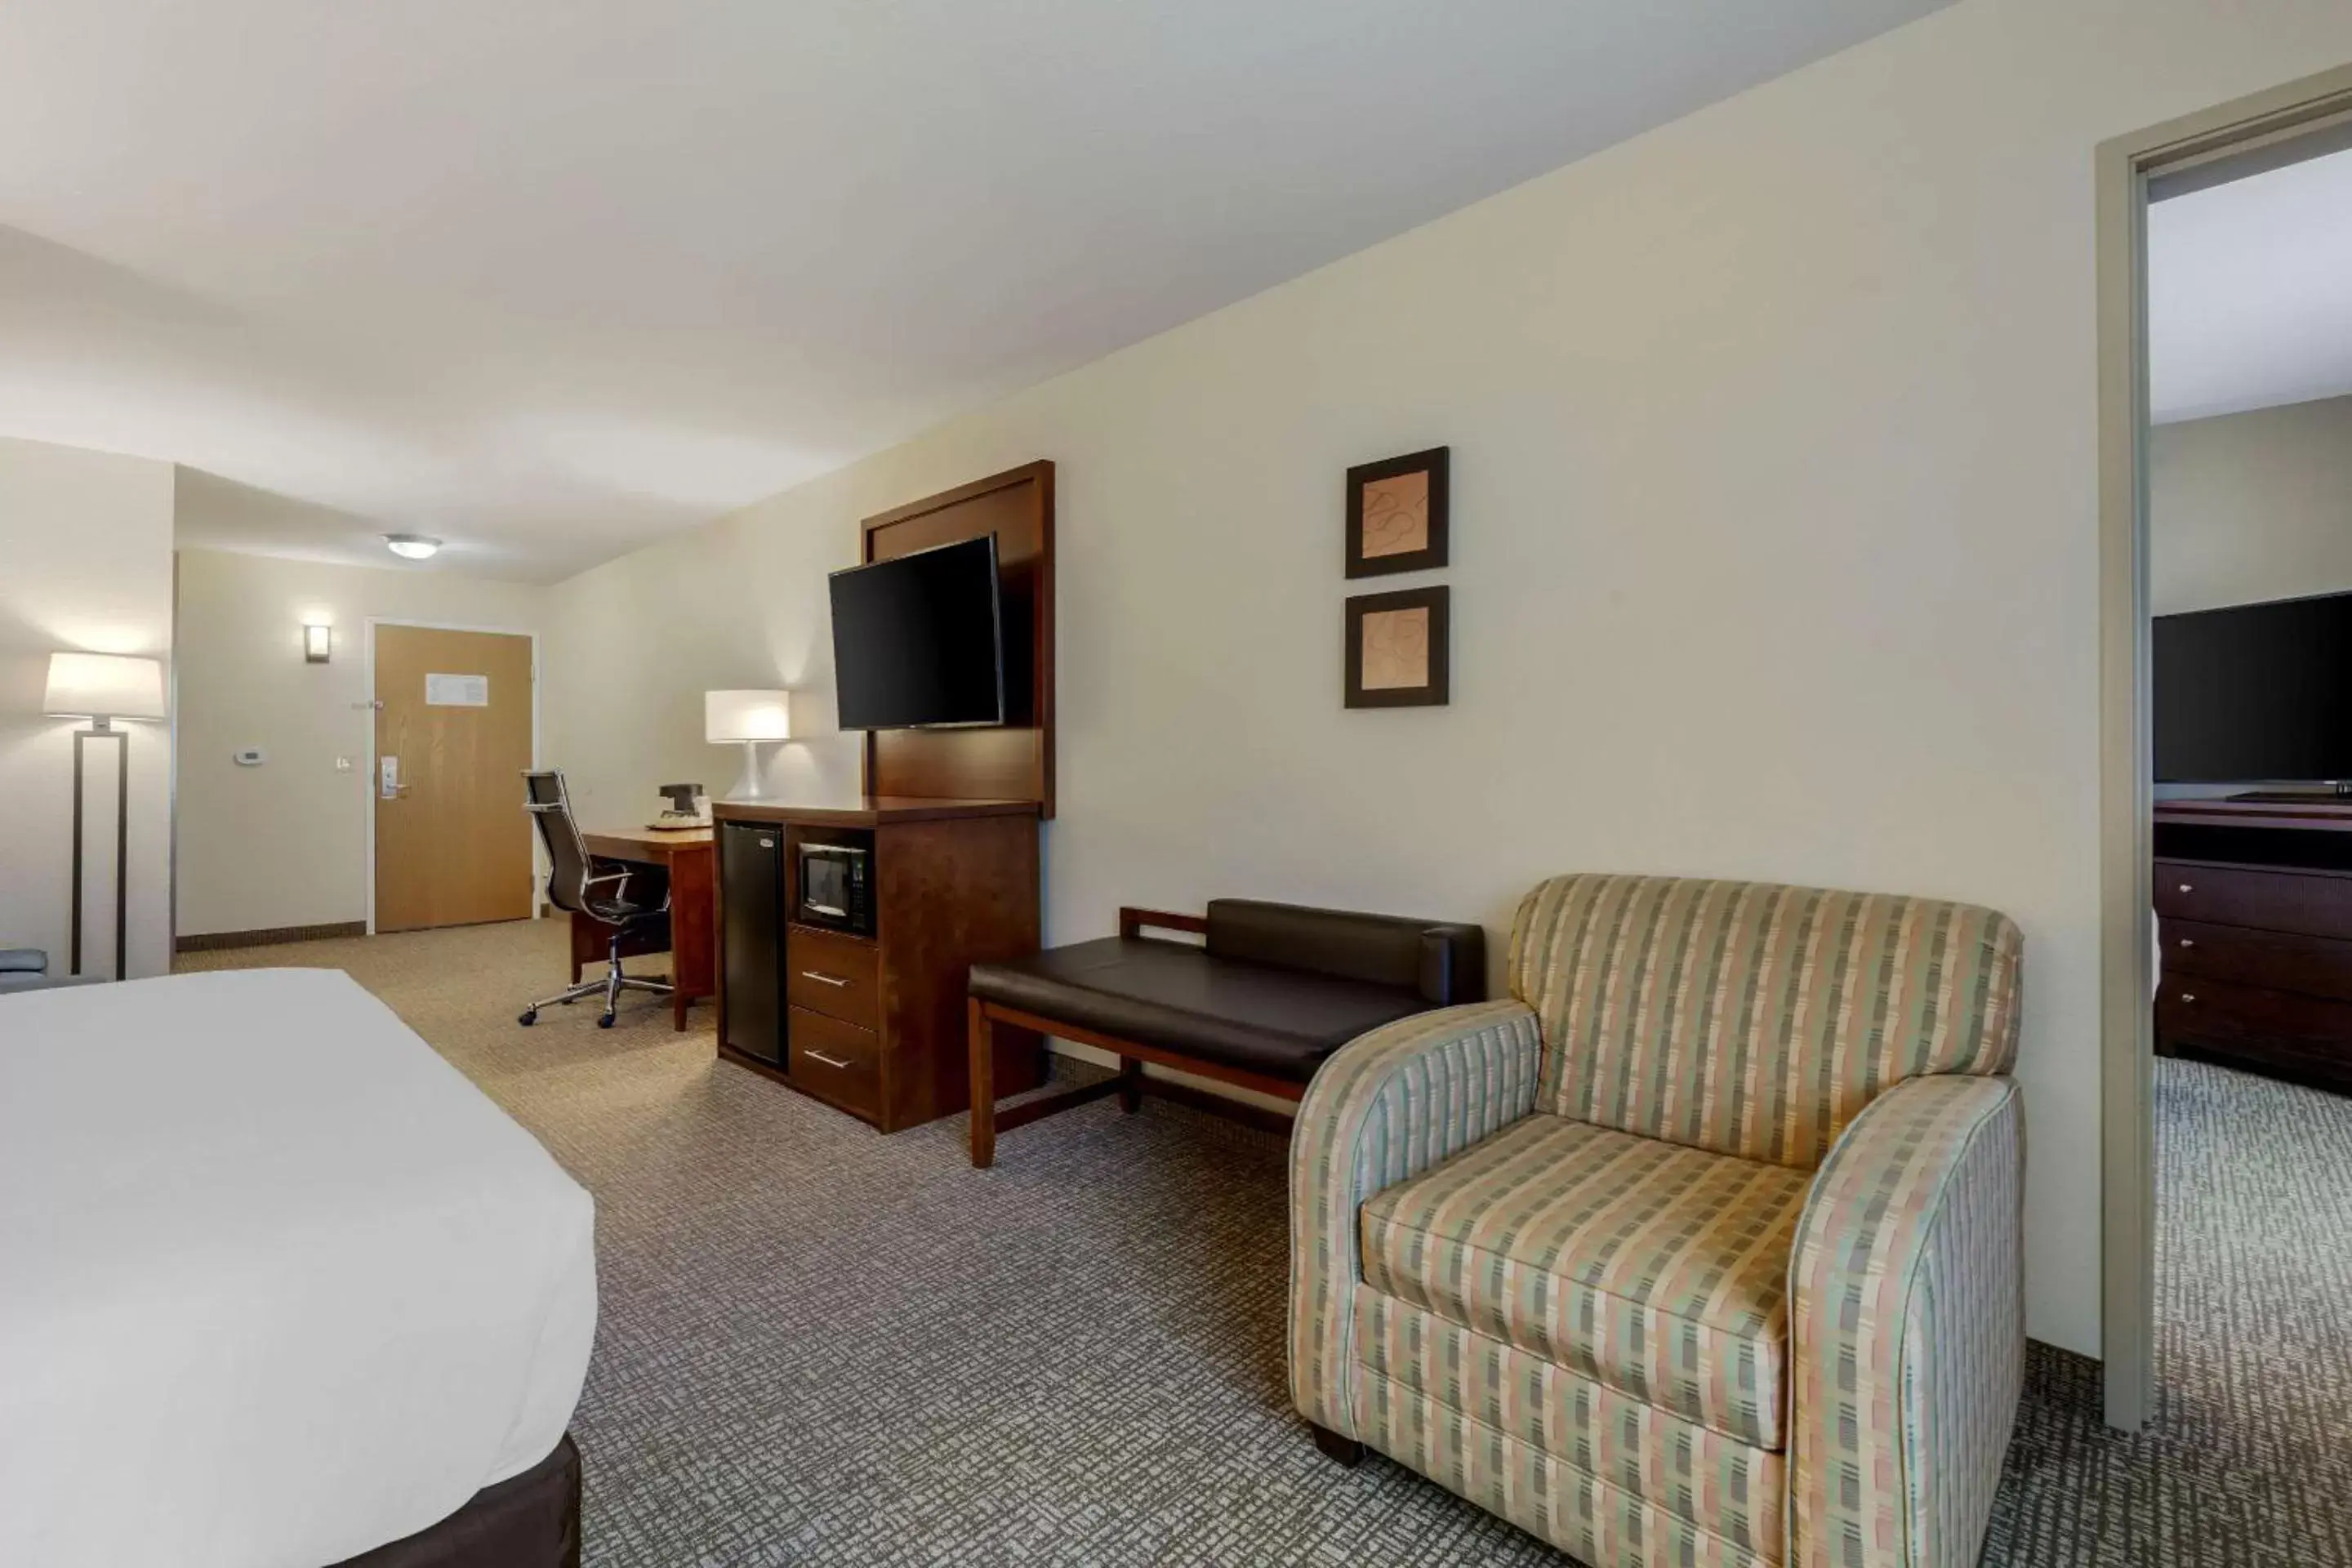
[1204,899,1486,1005]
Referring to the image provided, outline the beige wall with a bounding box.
[173,547,546,937]
[2151,394,2352,616]
[0,435,176,978]
[542,0,2352,1357]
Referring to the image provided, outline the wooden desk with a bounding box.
[577,826,714,1031]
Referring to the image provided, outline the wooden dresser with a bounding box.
[2155,797,2352,1094]
[712,796,1046,1132]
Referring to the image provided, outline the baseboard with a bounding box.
[1139,1076,1297,1138]
[1046,1040,1299,1116]
[175,920,368,953]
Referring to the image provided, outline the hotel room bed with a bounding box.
[0,967,596,1568]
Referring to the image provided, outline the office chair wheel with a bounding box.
[598,1011,617,1029]
[517,1009,537,1027]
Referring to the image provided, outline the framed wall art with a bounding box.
[1344,584,1450,709]
[1343,446,1449,578]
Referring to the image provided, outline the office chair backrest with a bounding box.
[523,770,595,915]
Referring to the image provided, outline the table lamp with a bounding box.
[705,689,791,800]
[45,652,168,978]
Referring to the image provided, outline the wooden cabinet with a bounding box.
[712,796,1046,1133]
[2155,798,2352,1094]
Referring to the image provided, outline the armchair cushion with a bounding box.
[1360,1114,1808,1448]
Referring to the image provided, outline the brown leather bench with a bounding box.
[964,899,1486,1166]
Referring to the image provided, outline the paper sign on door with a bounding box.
[425,672,490,706]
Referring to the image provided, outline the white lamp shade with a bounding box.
[705,689,791,743]
[45,653,167,720]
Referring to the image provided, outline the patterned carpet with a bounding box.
[180,922,2352,1566]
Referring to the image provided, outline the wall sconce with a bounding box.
[304,623,333,663]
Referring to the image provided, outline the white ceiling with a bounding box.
[0,0,1949,582]
[2150,144,2352,425]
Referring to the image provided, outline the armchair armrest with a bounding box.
[1789,1074,2025,1568]
[1288,999,1544,1437]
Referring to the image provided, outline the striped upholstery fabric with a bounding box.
[1288,1000,1546,1437]
[1289,873,2027,1568]
[1356,1290,1784,1557]
[1510,876,2023,1169]
[1361,1115,1807,1447]
[1354,1311,1774,1568]
[1788,1075,2024,1568]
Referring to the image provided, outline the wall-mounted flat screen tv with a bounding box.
[2154,588,2352,783]
[829,534,1006,730]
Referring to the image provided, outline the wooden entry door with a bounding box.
[374,625,536,933]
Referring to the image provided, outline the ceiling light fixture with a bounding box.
[384,533,442,560]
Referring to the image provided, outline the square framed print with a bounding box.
[1344,585,1450,708]
[1344,445,1449,578]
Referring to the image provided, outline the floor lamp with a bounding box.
[45,653,167,979]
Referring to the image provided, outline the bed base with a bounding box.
[327,1432,580,1568]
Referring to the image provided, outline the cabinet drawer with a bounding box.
[789,1008,881,1120]
[2154,859,2352,940]
[2164,919,2352,1000]
[786,926,881,1030]
[2158,976,2352,1092]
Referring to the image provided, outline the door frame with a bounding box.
[2096,62,2352,1432]
[362,618,542,936]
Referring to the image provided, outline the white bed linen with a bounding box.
[1,968,596,1568]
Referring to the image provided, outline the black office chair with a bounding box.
[519,770,674,1029]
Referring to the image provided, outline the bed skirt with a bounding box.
[328,1434,581,1568]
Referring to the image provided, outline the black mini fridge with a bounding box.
[720,821,786,1065]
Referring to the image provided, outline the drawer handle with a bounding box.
[800,970,852,987]
[805,1049,853,1069]
[2178,938,2194,949]
[2178,883,2194,894]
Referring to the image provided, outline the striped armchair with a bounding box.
[1289,875,2025,1568]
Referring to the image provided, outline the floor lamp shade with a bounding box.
[46,653,167,722]
[706,690,790,799]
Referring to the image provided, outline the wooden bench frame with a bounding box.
[966,906,1310,1167]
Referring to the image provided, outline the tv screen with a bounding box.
[830,535,1006,730]
[2154,590,2352,783]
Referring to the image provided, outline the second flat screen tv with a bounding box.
[830,534,1006,730]
[2154,588,2352,783]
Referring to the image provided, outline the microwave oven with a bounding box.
[796,841,873,936]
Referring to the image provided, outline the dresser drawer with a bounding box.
[789,1008,882,1120]
[2158,976,2352,1092]
[786,926,881,1030]
[2154,859,2352,940]
[2163,919,2352,1000]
